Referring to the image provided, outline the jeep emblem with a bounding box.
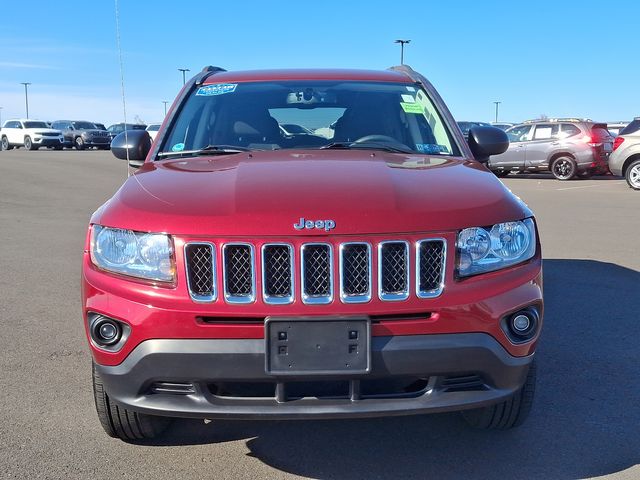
[293,217,336,232]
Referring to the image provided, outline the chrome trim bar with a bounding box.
[378,240,410,301]
[415,239,446,299]
[222,243,256,304]
[261,243,295,305]
[300,243,333,305]
[184,242,216,303]
[339,242,372,304]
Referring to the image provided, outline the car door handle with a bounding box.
[550,142,559,146]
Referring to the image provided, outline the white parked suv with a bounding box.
[1,119,64,150]
[609,118,640,190]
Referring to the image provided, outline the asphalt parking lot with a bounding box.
[1,149,638,480]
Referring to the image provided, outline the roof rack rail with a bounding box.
[195,66,227,85]
[522,117,593,124]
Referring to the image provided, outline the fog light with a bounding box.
[92,318,122,346]
[505,309,538,341]
[512,314,531,332]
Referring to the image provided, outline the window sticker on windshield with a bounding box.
[401,94,416,103]
[171,143,185,152]
[400,102,424,114]
[416,143,450,155]
[196,84,237,96]
[405,86,416,92]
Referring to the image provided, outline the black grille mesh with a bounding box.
[419,241,445,292]
[303,245,331,296]
[342,244,369,295]
[185,244,214,297]
[380,242,408,294]
[224,245,253,296]
[263,245,292,297]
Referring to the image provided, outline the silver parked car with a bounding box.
[608,118,640,190]
[488,119,613,180]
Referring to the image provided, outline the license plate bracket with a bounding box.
[265,317,371,376]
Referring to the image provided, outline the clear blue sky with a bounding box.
[0,1,637,126]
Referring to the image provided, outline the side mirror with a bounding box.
[111,129,152,168]
[467,126,509,164]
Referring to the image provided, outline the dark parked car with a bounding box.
[51,120,111,150]
[107,123,147,141]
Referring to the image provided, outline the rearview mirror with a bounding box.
[111,129,151,168]
[467,126,509,164]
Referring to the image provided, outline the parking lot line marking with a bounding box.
[556,184,607,191]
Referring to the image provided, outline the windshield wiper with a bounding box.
[319,142,414,154]
[157,145,251,158]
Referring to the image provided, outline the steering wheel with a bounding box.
[352,134,399,144]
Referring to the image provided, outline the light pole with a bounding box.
[493,101,501,123]
[20,82,31,118]
[178,68,190,85]
[394,39,411,65]
[162,101,169,116]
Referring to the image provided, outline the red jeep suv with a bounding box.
[83,65,543,441]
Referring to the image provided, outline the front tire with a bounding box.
[92,362,171,441]
[463,360,536,430]
[1,136,12,150]
[24,136,37,151]
[625,159,640,190]
[551,156,576,180]
[75,136,85,150]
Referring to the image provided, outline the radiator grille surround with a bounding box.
[339,243,371,303]
[184,243,216,302]
[185,238,446,305]
[301,243,333,304]
[261,244,294,304]
[222,243,256,303]
[378,241,410,301]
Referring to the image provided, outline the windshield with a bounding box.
[161,80,460,156]
[147,124,161,131]
[24,121,49,129]
[72,121,97,130]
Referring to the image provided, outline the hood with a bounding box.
[93,151,532,236]
[32,128,62,135]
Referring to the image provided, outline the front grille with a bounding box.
[379,241,409,301]
[262,244,294,304]
[301,244,332,304]
[223,244,255,303]
[185,238,446,304]
[417,240,446,297]
[340,243,371,303]
[184,243,215,301]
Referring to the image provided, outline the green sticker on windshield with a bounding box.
[400,102,424,114]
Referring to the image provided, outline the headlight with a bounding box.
[457,218,536,277]
[90,225,175,282]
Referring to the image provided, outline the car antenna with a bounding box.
[114,0,130,178]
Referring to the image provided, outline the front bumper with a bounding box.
[96,333,533,420]
[34,137,63,146]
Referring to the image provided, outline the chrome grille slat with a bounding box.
[416,239,446,298]
[223,243,255,304]
[339,243,371,303]
[262,244,294,305]
[301,243,333,304]
[378,241,409,301]
[184,243,216,302]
